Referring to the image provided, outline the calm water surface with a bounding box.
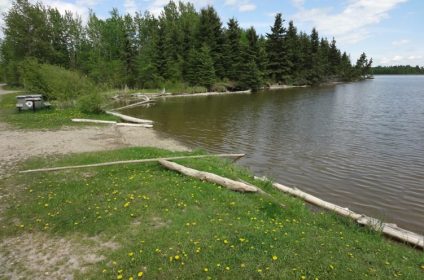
[125,76,424,233]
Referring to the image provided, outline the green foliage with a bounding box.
[0,0,368,93]
[186,45,216,89]
[77,91,104,114]
[371,65,424,74]
[19,59,97,104]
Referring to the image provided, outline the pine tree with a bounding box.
[328,38,341,76]
[224,18,242,81]
[197,6,225,78]
[186,45,215,89]
[266,13,289,83]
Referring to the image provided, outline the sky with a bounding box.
[0,0,423,66]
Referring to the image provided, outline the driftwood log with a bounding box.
[20,154,246,174]
[261,180,423,249]
[71,119,117,124]
[113,99,154,111]
[71,119,153,128]
[115,122,153,128]
[159,159,262,193]
[105,111,153,124]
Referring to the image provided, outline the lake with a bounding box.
[125,75,424,234]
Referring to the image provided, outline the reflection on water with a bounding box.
[125,76,424,234]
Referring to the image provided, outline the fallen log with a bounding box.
[20,153,245,174]
[72,118,117,124]
[272,182,362,220]
[115,123,153,128]
[113,100,154,111]
[105,111,153,124]
[159,159,261,193]
[259,178,423,249]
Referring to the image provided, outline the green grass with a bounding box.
[0,92,117,129]
[1,147,423,279]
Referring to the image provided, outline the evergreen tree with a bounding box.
[328,38,341,76]
[266,13,289,83]
[197,6,225,78]
[186,45,215,89]
[224,18,242,81]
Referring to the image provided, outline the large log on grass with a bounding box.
[106,111,153,124]
[20,154,246,174]
[272,182,362,220]
[159,159,261,193]
[267,181,423,249]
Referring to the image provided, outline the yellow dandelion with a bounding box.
[223,240,229,244]
[129,277,134,280]
[257,269,262,273]
[203,268,209,272]
[272,255,278,261]
[124,202,130,208]
[225,266,230,271]
[128,252,134,257]
[117,275,123,280]
[174,255,180,260]
[137,271,144,277]
[240,263,246,268]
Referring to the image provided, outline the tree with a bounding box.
[186,45,215,89]
[197,6,225,78]
[266,13,289,83]
[224,18,242,81]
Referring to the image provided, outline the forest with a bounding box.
[0,0,373,110]
[372,65,424,75]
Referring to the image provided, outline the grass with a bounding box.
[0,92,118,129]
[1,147,423,279]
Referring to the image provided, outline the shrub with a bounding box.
[77,91,104,114]
[19,58,96,103]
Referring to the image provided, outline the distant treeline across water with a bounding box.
[372,65,424,75]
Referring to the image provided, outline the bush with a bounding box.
[19,58,96,103]
[77,91,104,114]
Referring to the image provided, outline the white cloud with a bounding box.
[392,39,410,46]
[291,0,304,8]
[239,3,256,12]
[294,0,407,44]
[225,0,256,12]
[124,0,138,15]
[379,54,424,65]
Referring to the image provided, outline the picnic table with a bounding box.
[16,95,51,111]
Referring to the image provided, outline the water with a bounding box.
[125,76,424,234]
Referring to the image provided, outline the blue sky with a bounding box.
[1,0,423,66]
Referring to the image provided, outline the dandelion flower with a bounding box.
[203,268,209,272]
[225,266,230,271]
[137,271,144,277]
[128,252,134,257]
[272,255,278,261]
[117,275,123,280]
[223,240,229,244]
[174,255,180,260]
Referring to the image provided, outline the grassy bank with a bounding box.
[1,147,422,279]
[0,92,117,129]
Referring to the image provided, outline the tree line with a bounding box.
[372,65,424,75]
[0,0,373,93]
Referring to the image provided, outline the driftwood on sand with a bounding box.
[71,119,117,124]
[257,179,423,249]
[105,111,153,124]
[159,159,262,193]
[20,154,246,174]
[71,119,153,128]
